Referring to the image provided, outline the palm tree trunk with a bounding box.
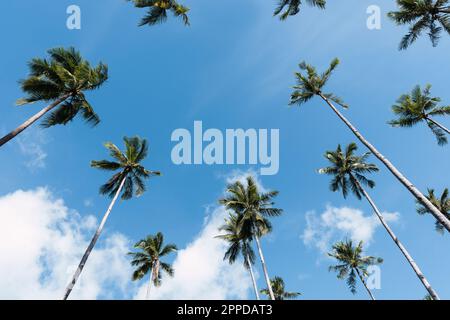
[318,93,450,233]
[0,94,70,148]
[354,179,440,300]
[245,252,260,300]
[146,266,154,300]
[62,176,127,300]
[253,232,275,300]
[355,268,376,300]
[427,117,450,135]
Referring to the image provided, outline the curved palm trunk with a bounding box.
[62,176,126,300]
[354,179,440,300]
[146,267,154,300]
[0,94,70,148]
[427,117,450,135]
[253,233,275,300]
[355,268,376,300]
[318,93,450,233]
[245,252,260,300]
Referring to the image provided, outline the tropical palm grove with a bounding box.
[0,1,449,300]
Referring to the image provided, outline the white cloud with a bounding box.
[16,129,48,171]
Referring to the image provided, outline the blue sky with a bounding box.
[0,0,449,300]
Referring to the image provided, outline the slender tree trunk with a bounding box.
[245,252,260,300]
[318,93,450,233]
[354,179,440,300]
[254,233,275,300]
[146,267,154,300]
[62,176,127,300]
[0,94,70,148]
[355,268,376,300]
[427,117,450,135]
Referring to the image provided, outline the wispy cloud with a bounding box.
[16,129,48,171]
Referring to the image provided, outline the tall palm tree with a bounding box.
[260,276,301,300]
[417,188,450,234]
[127,0,189,26]
[273,0,326,20]
[289,58,450,233]
[319,143,440,300]
[219,176,283,301]
[388,85,450,145]
[216,212,260,300]
[0,47,107,148]
[328,240,382,300]
[129,232,177,299]
[388,0,450,49]
[63,136,160,300]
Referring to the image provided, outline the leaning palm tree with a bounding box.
[63,136,160,300]
[127,0,189,26]
[289,58,450,233]
[219,176,283,301]
[388,0,450,49]
[328,240,382,300]
[273,0,326,20]
[388,85,450,145]
[216,212,260,300]
[129,232,177,299]
[417,188,450,234]
[0,47,107,148]
[260,276,301,300]
[319,143,440,300]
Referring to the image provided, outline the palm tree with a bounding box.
[127,0,189,26]
[260,276,301,300]
[63,136,160,300]
[388,0,450,49]
[417,188,450,234]
[0,47,107,148]
[216,212,260,300]
[328,240,382,299]
[319,143,440,300]
[273,0,326,20]
[219,176,283,301]
[129,232,177,299]
[289,58,450,233]
[388,85,450,145]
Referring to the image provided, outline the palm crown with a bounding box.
[388,85,450,145]
[274,0,326,20]
[388,0,450,49]
[18,47,108,128]
[91,136,161,200]
[328,240,383,294]
[318,143,379,199]
[128,0,189,26]
[261,276,301,300]
[417,188,450,233]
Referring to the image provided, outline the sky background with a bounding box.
[0,0,449,300]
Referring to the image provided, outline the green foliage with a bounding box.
[260,276,301,300]
[128,0,189,26]
[274,0,326,20]
[417,188,450,233]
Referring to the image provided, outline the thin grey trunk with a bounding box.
[318,93,450,233]
[355,268,376,300]
[146,267,154,300]
[355,179,440,300]
[0,94,70,148]
[62,176,127,300]
[427,117,450,135]
[254,233,275,300]
[246,252,260,300]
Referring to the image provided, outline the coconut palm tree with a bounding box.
[219,176,283,301]
[127,0,189,26]
[388,0,450,49]
[289,58,450,233]
[260,276,301,300]
[328,240,382,300]
[319,142,440,300]
[273,0,326,20]
[129,232,177,299]
[0,47,107,148]
[417,188,450,234]
[63,136,160,300]
[388,85,450,145]
[216,212,260,300]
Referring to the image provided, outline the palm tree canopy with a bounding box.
[91,136,161,200]
[261,276,301,300]
[417,188,450,233]
[328,239,383,294]
[274,0,326,20]
[128,0,189,26]
[17,47,108,128]
[289,58,348,109]
[388,85,450,145]
[318,143,379,199]
[129,232,177,285]
[388,0,450,49]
